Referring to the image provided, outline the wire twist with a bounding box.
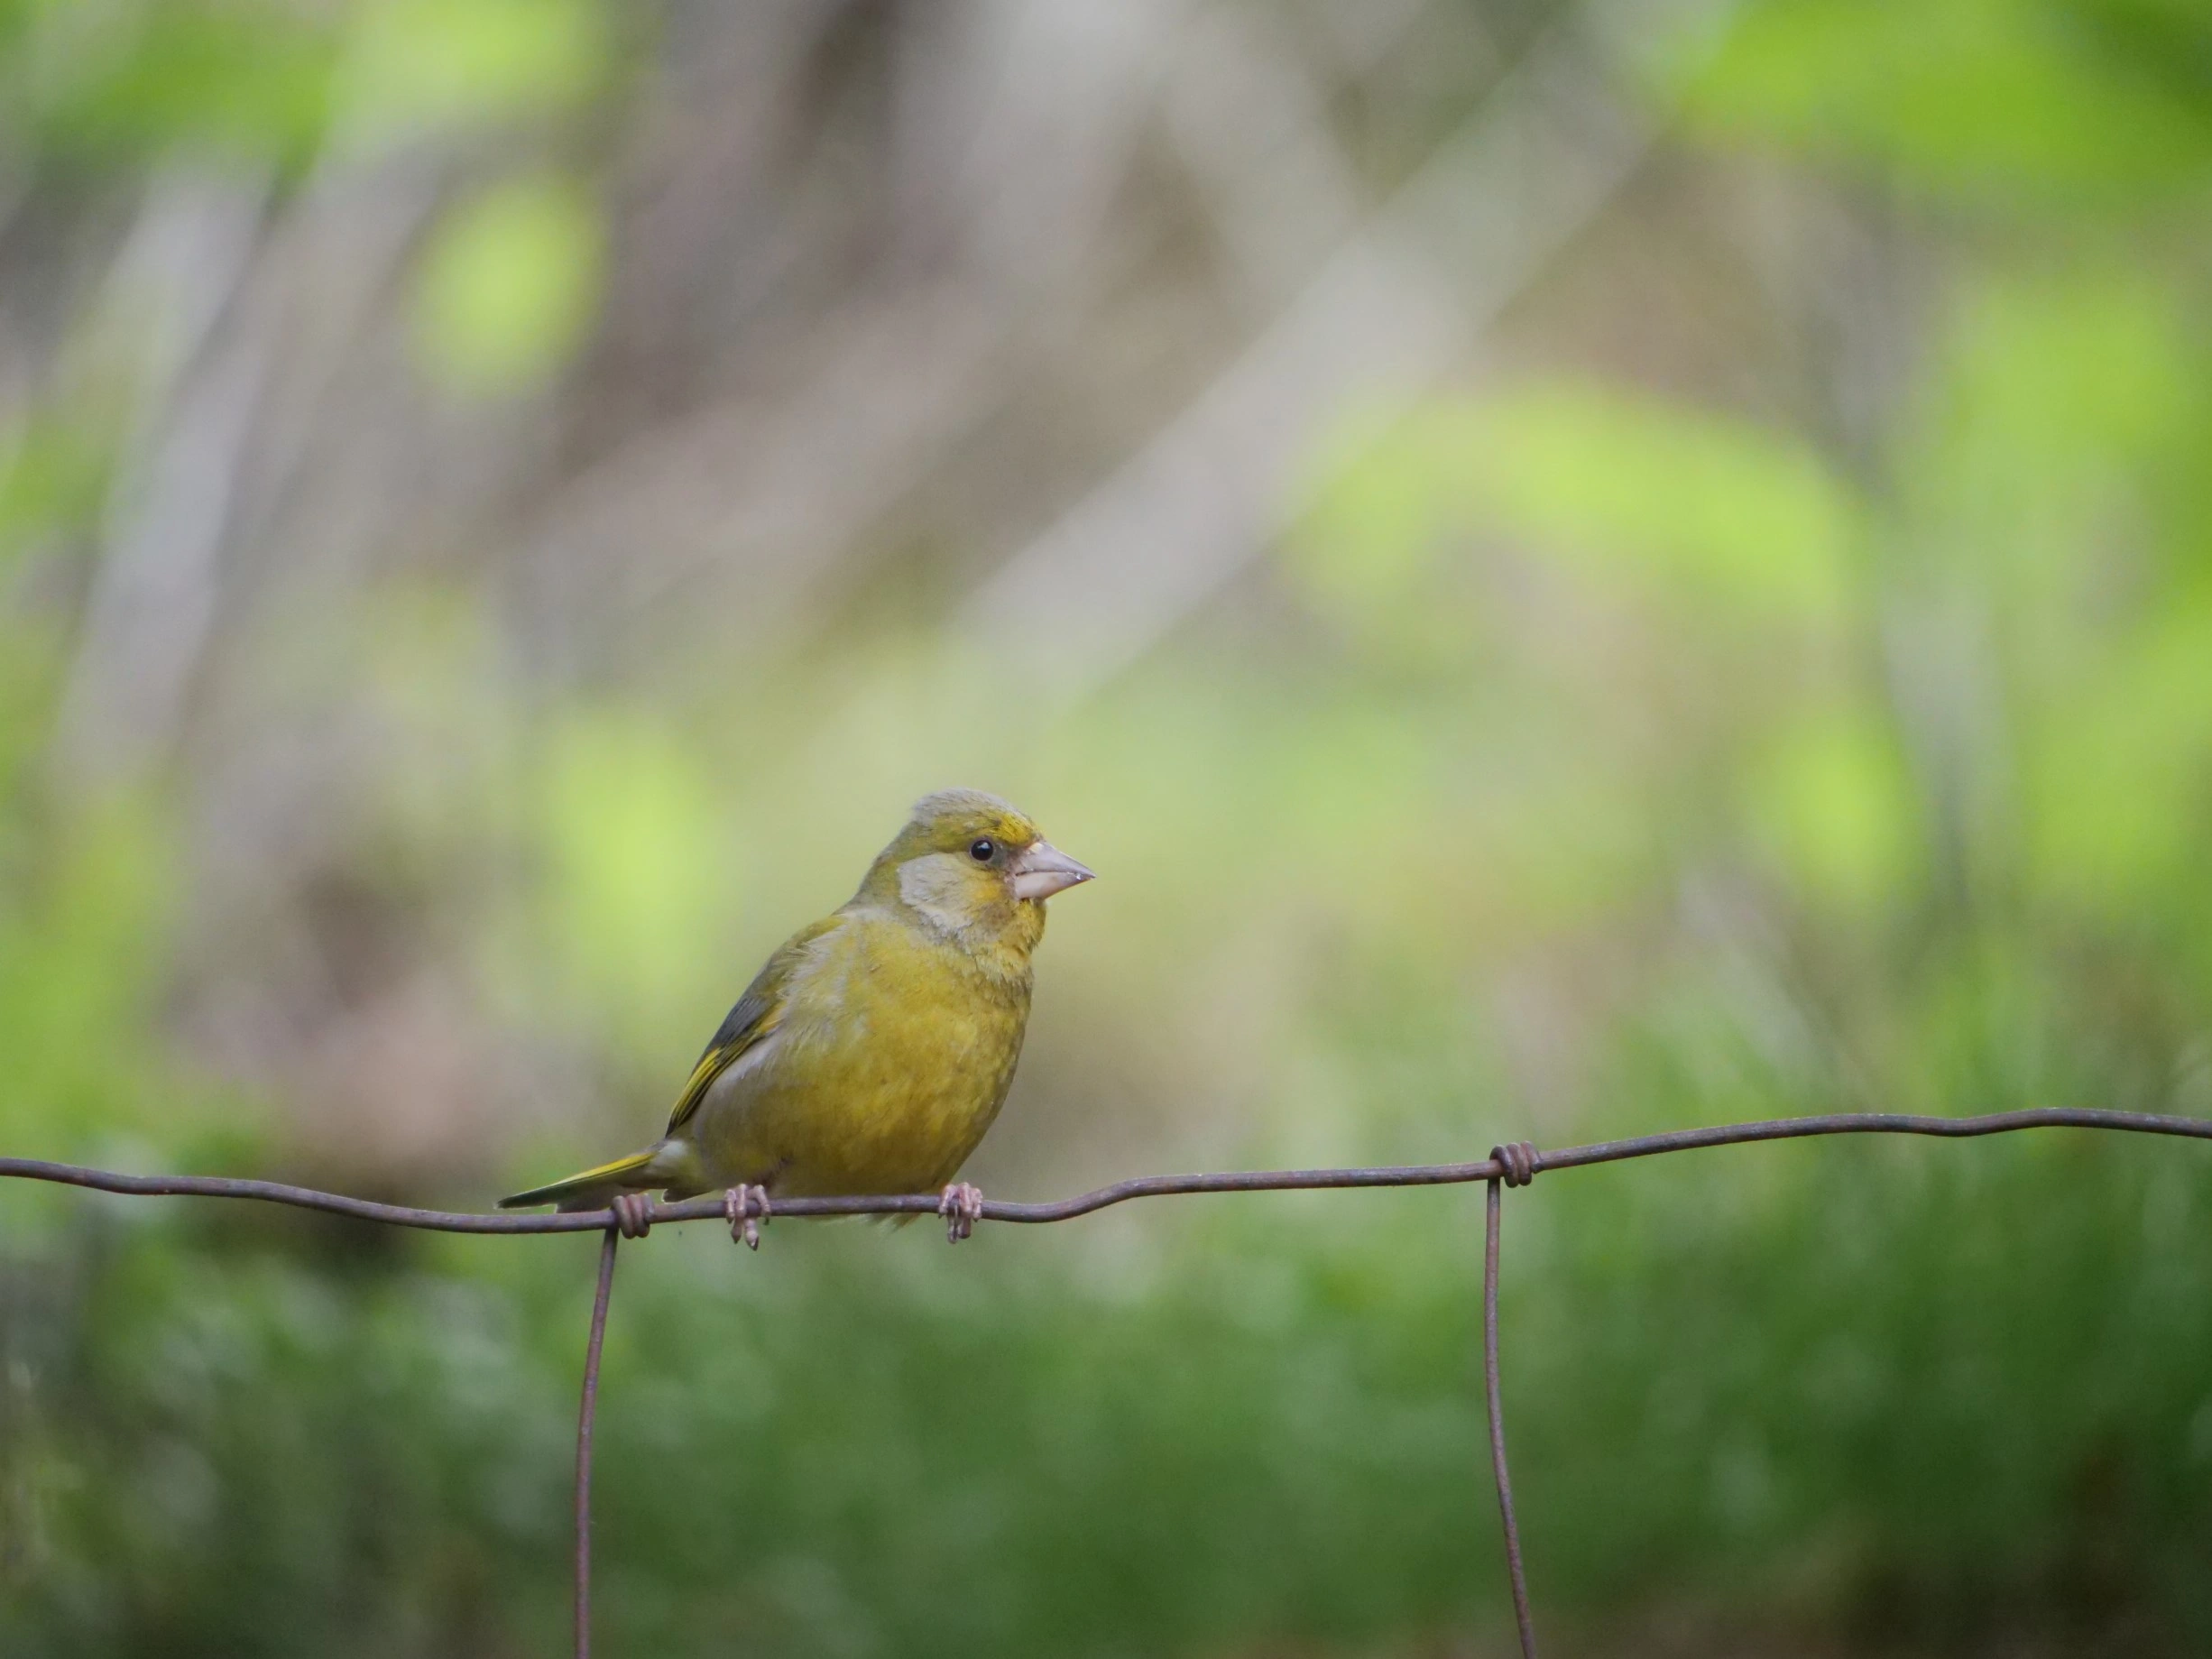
[1490,1140,1539,1187]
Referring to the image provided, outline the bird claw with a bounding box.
[611,1192,655,1239]
[938,1182,984,1243]
[724,1184,771,1249]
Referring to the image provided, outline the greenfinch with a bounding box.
[502,790,1093,1241]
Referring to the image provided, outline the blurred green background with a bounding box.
[3,0,2211,1653]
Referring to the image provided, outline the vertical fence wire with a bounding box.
[576,1229,619,1659]
[1483,1175,1539,1658]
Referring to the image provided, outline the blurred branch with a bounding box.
[56,171,271,782]
[529,0,1178,649]
[963,0,1738,702]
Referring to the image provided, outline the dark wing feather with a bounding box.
[663,914,840,1136]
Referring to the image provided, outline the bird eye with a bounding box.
[969,838,996,863]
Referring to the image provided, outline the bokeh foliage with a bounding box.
[4,0,2212,1654]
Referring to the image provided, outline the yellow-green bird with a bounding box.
[501,789,1093,1242]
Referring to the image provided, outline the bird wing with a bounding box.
[663,913,843,1138]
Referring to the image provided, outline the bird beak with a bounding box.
[1010,839,1095,901]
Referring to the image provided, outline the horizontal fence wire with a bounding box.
[7,1105,2212,1658]
[6,1108,2208,1231]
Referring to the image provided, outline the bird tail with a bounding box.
[500,1147,664,1211]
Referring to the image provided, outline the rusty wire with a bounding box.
[1486,1145,1541,1658]
[6,1104,2212,1656]
[576,1230,618,1659]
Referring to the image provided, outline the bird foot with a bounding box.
[938,1182,984,1243]
[724,1184,771,1249]
[611,1192,655,1239]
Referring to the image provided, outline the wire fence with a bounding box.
[6,1104,2211,1659]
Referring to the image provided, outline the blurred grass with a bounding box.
[4,1135,2210,1658]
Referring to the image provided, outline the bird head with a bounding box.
[863,788,1094,945]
